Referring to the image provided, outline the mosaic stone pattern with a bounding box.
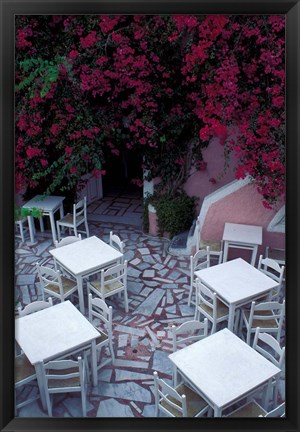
[15,196,285,418]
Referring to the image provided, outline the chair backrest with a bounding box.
[249,300,285,331]
[172,318,208,352]
[190,247,210,277]
[88,294,113,337]
[210,250,223,265]
[263,402,285,417]
[109,231,124,254]
[253,327,285,369]
[43,356,85,393]
[18,298,53,317]
[258,255,285,285]
[153,371,187,417]
[73,197,87,225]
[36,263,64,297]
[100,260,127,294]
[195,279,216,316]
[55,234,82,248]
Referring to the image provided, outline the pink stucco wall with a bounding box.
[184,138,238,213]
[201,183,285,258]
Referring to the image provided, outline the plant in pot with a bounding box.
[148,190,197,239]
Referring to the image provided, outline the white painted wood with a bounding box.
[168,328,281,417]
[22,195,65,244]
[222,222,262,265]
[15,301,99,407]
[78,173,103,204]
[50,236,123,313]
[194,258,278,331]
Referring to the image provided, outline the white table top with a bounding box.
[49,235,123,277]
[15,301,99,364]
[22,195,65,211]
[169,328,280,410]
[222,223,262,245]
[195,258,278,304]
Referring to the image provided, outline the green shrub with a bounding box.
[151,192,197,238]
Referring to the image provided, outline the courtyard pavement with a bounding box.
[15,192,285,418]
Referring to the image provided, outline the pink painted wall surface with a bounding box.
[201,183,285,259]
[184,138,238,213]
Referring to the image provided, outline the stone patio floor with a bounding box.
[15,193,285,418]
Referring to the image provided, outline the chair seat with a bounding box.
[57,213,85,227]
[200,299,229,318]
[90,276,123,295]
[45,276,77,294]
[47,367,81,388]
[243,310,278,328]
[226,400,267,417]
[15,354,36,383]
[162,383,208,417]
[95,329,109,345]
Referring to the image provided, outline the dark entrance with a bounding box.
[102,149,143,197]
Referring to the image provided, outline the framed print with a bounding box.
[1,0,299,431]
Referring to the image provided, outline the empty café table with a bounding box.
[222,222,262,266]
[22,195,65,244]
[168,328,280,417]
[50,235,123,314]
[15,301,99,408]
[195,258,278,332]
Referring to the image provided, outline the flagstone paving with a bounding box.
[15,199,285,418]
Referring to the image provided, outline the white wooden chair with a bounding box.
[171,318,208,386]
[109,231,125,264]
[188,247,210,307]
[153,371,209,417]
[87,294,115,373]
[225,400,285,418]
[54,234,82,248]
[56,196,89,242]
[172,318,208,352]
[253,327,285,406]
[36,263,79,304]
[15,216,29,242]
[18,297,53,317]
[42,356,86,416]
[257,255,285,301]
[15,353,39,413]
[86,261,128,312]
[239,299,285,345]
[194,279,230,334]
[54,234,82,275]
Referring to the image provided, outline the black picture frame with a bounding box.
[1,1,299,431]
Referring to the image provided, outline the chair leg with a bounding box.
[56,222,61,242]
[187,284,193,307]
[81,387,87,417]
[85,221,89,237]
[109,340,115,364]
[124,290,129,313]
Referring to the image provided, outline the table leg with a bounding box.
[262,379,272,411]
[76,276,85,314]
[214,406,221,417]
[49,211,57,244]
[39,216,44,232]
[223,241,229,262]
[91,339,98,387]
[227,304,236,332]
[27,216,35,243]
[59,203,64,219]
[34,362,47,410]
[251,245,258,266]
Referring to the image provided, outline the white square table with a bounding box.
[49,235,124,314]
[222,222,263,266]
[168,328,281,417]
[195,258,278,332]
[15,301,100,409]
[22,195,65,244]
